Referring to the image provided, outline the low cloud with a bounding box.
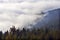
[0,1,60,32]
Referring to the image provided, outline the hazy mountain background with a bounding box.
[32,8,59,30]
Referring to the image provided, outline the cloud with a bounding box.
[0,1,60,32]
[0,0,60,3]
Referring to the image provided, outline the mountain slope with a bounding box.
[33,8,60,30]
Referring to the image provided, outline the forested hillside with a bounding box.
[0,26,60,40]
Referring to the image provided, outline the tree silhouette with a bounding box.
[0,25,60,40]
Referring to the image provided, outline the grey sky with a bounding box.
[0,0,60,3]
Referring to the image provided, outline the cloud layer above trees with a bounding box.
[0,1,60,32]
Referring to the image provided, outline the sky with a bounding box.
[0,0,60,33]
[0,0,60,3]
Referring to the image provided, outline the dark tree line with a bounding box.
[0,26,60,40]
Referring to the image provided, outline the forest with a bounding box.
[0,26,60,40]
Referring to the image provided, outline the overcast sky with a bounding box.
[0,0,60,33]
[0,0,60,3]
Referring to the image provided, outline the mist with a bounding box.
[0,1,60,32]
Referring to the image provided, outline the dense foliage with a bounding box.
[0,26,60,40]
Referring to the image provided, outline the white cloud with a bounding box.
[0,1,60,32]
[0,0,60,3]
